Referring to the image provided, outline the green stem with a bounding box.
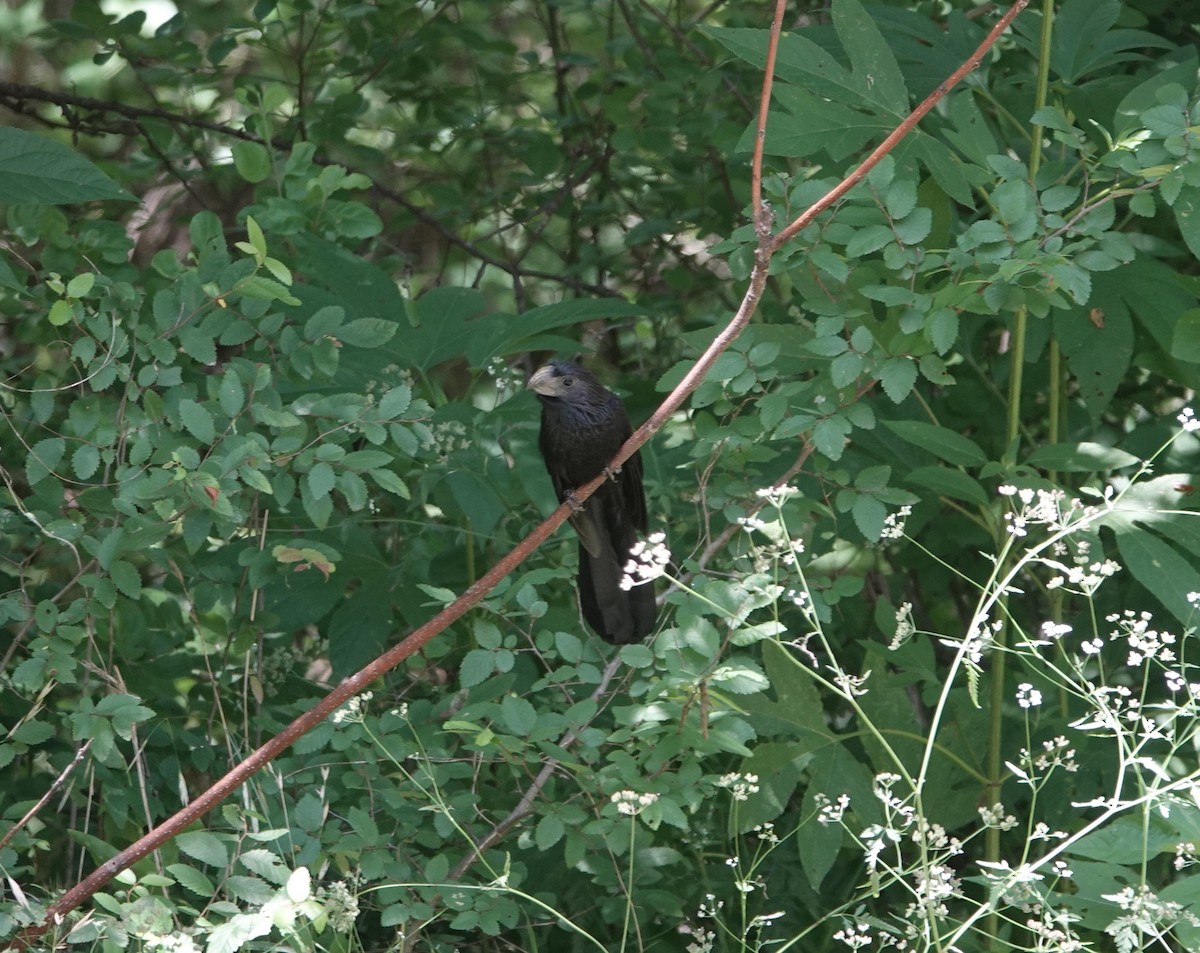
[989,3,1056,948]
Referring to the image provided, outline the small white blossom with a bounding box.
[1016,683,1043,708]
[610,790,658,816]
[621,531,671,590]
[716,772,760,801]
[332,692,373,725]
[834,922,873,949]
[880,505,912,540]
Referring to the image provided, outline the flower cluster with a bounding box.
[316,879,361,933]
[332,691,373,725]
[610,790,658,816]
[881,505,912,540]
[715,772,760,801]
[998,484,1087,536]
[621,531,671,589]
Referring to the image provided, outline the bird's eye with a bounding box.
[562,376,574,387]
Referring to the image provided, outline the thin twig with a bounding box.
[0,740,92,855]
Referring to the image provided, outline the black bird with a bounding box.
[528,361,657,644]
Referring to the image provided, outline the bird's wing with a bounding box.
[569,507,605,558]
[619,449,648,535]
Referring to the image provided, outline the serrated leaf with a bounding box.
[378,384,413,419]
[535,814,564,850]
[109,559,142,599]
[48,299,72,326]
[302,490,333,529]
[928,309,959,354]
[239,848,291,884]
[460,649,494,688]
[27,437,65,485]
[72,443,100,480]
[218,370,244,416]
[178,399,215,443]
[813,416,851,460]
[846,224,894,257]
[878,357,918,403]
[500,695,537,736]
[852,495,888,540]
[342,450,392,470]
[369,468,410,499]
[338,317,397,347]
[178,326,217,365]
[830,350,864,388]
[307,462,336,498]
[177,830,229,868]
[166,863,215,898]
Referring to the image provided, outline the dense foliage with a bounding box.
[4,0,1200,950]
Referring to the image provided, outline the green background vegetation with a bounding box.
[4,0,1200,950]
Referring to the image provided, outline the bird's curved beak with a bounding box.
[528,365,560,396]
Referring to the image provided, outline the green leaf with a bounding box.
[218,369,244,416]
[27,436,66,485]
[832,0,908,113]
[304,305,344,340]
[1054,290,1134,422]
[881,420,987,466]
[12,718,55,744]
[337,317,398,348]
[307,462,336,498]
[535,814,565,850]
[179,327,217,365]
[109,560,143,599]
[460,649,494,688]
[1025,442,1140,471]
[72,443,100,480]
[846,224,894,258]
[1174,184,1200,262]
[238,275,301,306]
[0,127,134,203]
[877,357,918,403]
[378,385,413,419]
[232,142,271,184]
[905,466,989,506]
[813,415,851,460]
[852,495,888,540]
[369,468,410,499]
[178,399,215,443]
[1116,526,1200,627]
[177,830,229,868]
[48,299,72,326]
[1171,308,1200,362]
[66,272,95,297]
[500,695,537,736]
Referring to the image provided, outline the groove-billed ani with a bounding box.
[528,361,656,643]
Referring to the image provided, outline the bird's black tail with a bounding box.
[576,538,657,644]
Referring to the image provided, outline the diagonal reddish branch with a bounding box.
[14,1,1029,946]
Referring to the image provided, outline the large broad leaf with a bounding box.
[881,419,988,466]
[1053,295,1133,423]
[463,298,647,368]
[1115,525,1200,627]
[1174,184,1200,266]
[0,127,134,204]
[1024,442,1139,472]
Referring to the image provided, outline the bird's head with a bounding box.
[528,361,595,403]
